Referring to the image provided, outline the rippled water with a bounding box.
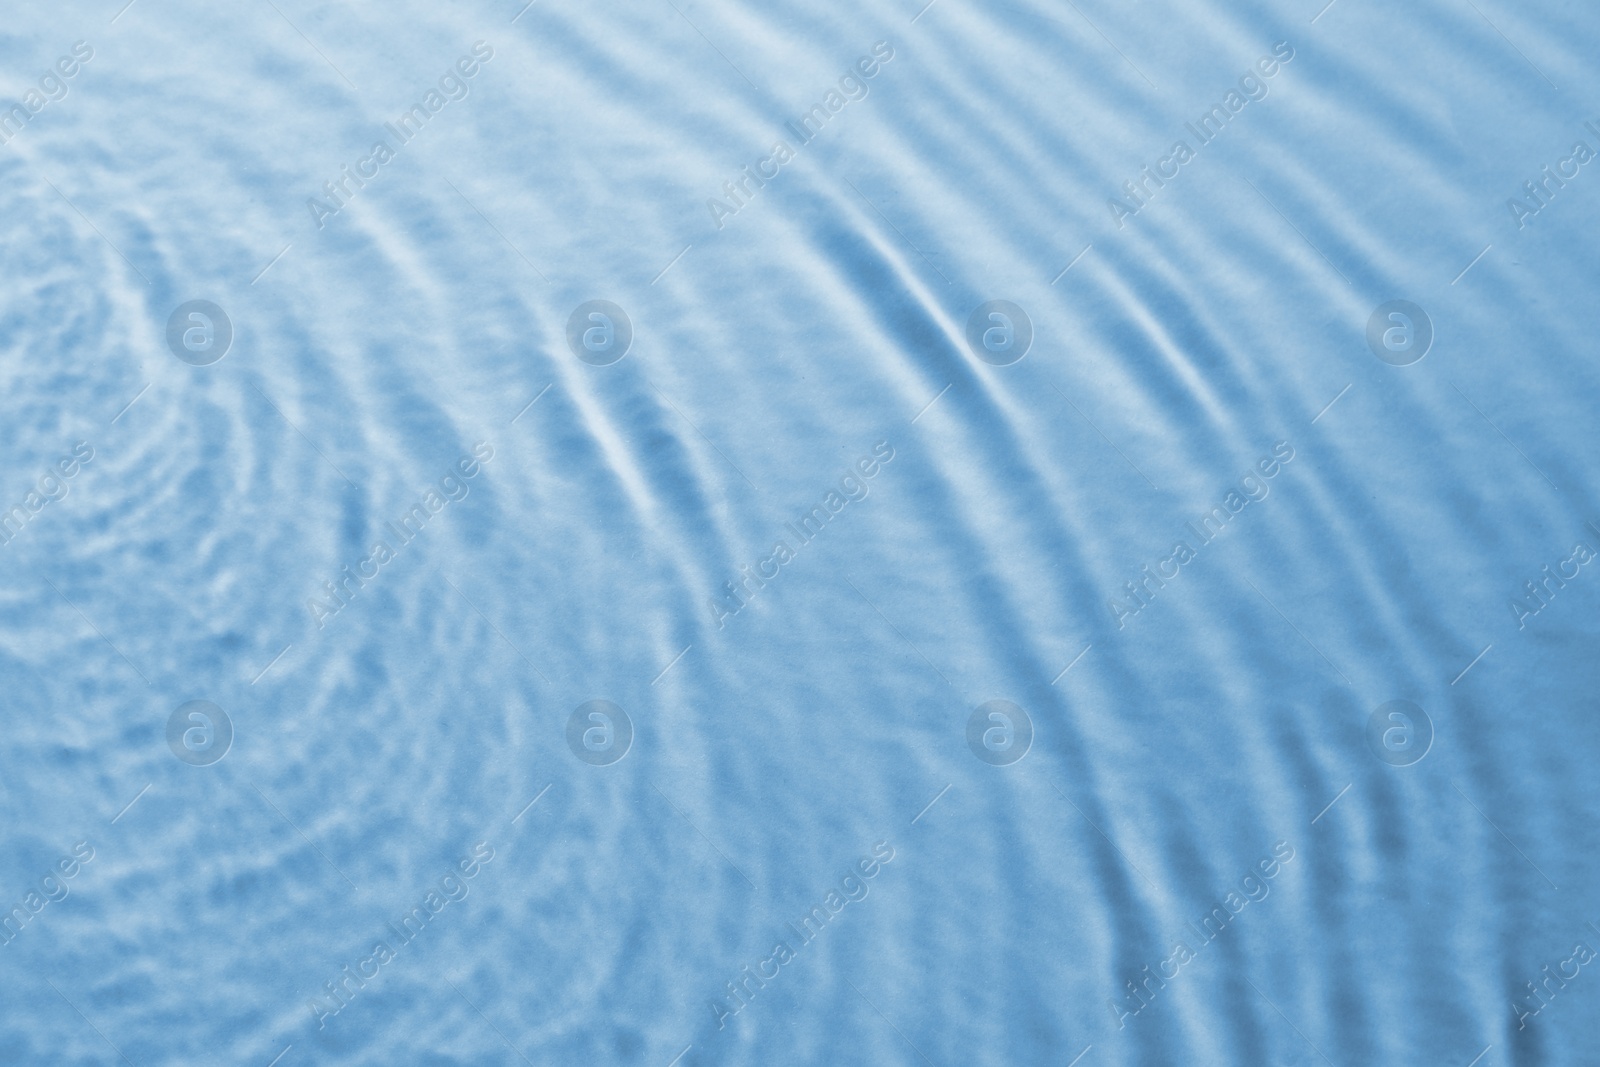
[2,0,1599,1064]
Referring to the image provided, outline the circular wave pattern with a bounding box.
[0,1,1598,1066]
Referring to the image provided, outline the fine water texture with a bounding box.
[1,0,1597,1064]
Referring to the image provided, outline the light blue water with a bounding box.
[2,0,1599,1064]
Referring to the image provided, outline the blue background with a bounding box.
[1,0,1597,1064]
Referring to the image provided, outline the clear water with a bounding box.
[2,0,1598,1064]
